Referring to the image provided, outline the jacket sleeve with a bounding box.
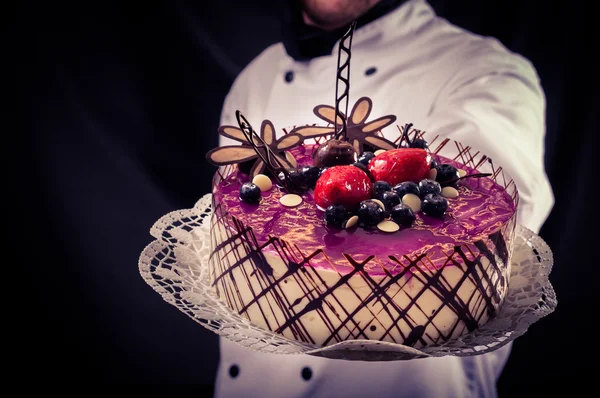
[424,42,554,233]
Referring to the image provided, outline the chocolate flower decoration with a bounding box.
[290,97,397,153]
[206,120,303,178]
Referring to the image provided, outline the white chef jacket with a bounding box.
[215,1,554,397]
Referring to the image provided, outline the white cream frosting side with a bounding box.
[209,214,510,348]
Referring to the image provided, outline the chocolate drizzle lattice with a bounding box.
[209,199,514,347]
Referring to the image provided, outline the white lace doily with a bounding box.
[138,194,556,361]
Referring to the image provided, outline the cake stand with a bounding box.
[138,194,556,361]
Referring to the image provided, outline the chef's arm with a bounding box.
[424,48,554,233]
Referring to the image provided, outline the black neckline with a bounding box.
[282,0,406,61]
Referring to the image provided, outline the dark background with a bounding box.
[17,0,594,393]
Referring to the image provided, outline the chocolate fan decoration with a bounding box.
[290,96,397,154]
[231,111,305,192]
[206,118,303,180]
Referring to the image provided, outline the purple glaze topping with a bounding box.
[213,145,516,275]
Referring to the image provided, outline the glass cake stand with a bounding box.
[138,194,556,361]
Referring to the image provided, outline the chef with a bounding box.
[216,0,554,396]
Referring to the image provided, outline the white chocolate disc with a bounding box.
[377,220,400,233]
[252,174,273,192]
[458,169,467,177]
[344,215,359,229]
[441,186,459,199]
[402,193,422,213]
[427,168,438,180]
[280,194,303,207]
[374,149,387,156]
[371,199,385,210]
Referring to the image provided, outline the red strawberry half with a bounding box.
[314,166,373,210]
[368,148,431,186]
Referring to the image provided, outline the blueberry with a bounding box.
[422,194,448,217]
[373,181,392,199]
[390,204,416,227]
[300,166,321,189]
[358,151,375,166]
[410,138,429,150]
[324,204,346,227]
[418,179,442,198]
[287,168,310,191]
[357,200,384,227]
[276,168,309,193]
[287,168,306,183]
[392,181,420,200]
[435,164,460,187]
[239,182,261,203]
[430,158,438,170]
[380,191,401,211]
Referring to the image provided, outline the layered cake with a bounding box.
[206,99,518,348]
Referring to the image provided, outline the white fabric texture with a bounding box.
[214,0,554,396]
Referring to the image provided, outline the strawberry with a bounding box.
[368,148,431,186]
[314,166,373,210]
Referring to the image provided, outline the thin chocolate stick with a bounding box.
[399,123,413,148]
[446,172,492,185]
[334,21,356,141]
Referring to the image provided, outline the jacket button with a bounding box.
[301,366,312,381]
[229,364,240,378]
[365,67,377,76]
[285,70,294,83]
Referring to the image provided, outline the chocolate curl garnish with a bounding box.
[235,111,300,192]
[206,120,302,178]
[397,123,414,148]
[334,21,357,141]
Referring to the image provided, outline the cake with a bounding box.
[206,100,518,349]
